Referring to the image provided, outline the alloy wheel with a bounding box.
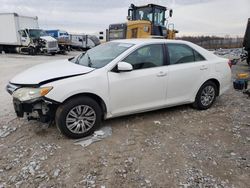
[66,105,96,134]
[200,85,215,106]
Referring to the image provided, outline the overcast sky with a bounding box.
[0,0,249,37]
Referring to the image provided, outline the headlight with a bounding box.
[12,87,53,102]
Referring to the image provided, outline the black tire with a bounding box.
[28,47,36,55]
[193,81,218,110]
[51,52,56,56]
[247,54,250,65]
[55,96,102,139]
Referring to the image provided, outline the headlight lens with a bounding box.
[12,87,53,102]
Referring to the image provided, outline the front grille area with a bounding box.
[109,29,125,40]
[48,41,58,48]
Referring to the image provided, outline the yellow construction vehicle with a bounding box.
[108,4,178,41]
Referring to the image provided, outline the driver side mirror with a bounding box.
[117,62,133,72]
[169,9,173,17]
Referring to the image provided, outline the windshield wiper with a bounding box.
[73,53,84,64]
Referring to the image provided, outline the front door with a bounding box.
[19,30,30,46]
[108,44,168,116]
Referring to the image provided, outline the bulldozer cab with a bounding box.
[127,4,174,38]
[108,4,176,41]
[128,4,167,27]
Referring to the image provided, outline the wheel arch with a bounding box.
[62,92,107,118]
[201,78,220,96]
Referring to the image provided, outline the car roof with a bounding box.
[111,39,220,60]
[111,39,191,45]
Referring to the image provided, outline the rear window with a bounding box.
[193,50,206,61]
[167,43,206,65]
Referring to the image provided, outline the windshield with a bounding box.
[70,42,134,68]
[154,8,165,26]
[59,32,69,36]
[135,7,153,22]
[28,29,48,38]
[133,7,165,26]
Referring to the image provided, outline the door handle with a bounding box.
[157,71,167,77]
[200,66,208,70]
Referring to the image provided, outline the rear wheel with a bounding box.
[193,81,217,110]
[247,53,250,65]
[55,97,102,139]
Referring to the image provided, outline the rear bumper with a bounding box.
[220,84,230,96]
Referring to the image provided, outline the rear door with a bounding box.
[108,43,168,116]
[166,43,209,105]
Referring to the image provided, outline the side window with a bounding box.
[167,44,194,65]
[123,44,164,70]
[19,30,27,38]
[194,50,206,61]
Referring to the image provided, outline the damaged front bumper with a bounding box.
[6,83,59,123]
[12,97,59,123]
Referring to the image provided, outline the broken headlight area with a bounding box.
[12,87,57,123]
[12,87,53,102]
[13,97,59,123]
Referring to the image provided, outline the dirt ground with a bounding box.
[0,52,249,188]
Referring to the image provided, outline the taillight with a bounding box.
[228,60,232,68]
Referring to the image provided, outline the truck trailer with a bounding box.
[0,13,58,55]
[69,34,100,50]
[243,18,250,65]
[46,29,71,54]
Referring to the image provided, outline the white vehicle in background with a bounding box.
[46,29,71,54]
[0,13,58,55]
[70,34,100,50]
[6,39,231,139]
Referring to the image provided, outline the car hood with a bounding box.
[10,59,95,85]
[40,36,57,42]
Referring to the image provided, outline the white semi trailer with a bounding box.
[70,34,100,50]
[0,13,58,55]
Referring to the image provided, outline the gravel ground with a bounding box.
[0,52,249,188]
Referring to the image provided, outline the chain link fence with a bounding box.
[177,36,243,49]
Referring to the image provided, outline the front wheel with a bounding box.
[193,81,217,110]
[28,47,36,55]
[55,97,102,139]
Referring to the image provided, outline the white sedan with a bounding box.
[6,39,232,138]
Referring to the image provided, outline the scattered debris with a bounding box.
[153,121,161,125]
[53,169,60,178]
[180,167,229,187]
[80,173,97,187]
[74,126,112,148]
[230,152,236,156]
[0,126,16,138]
[0,53,250,187]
